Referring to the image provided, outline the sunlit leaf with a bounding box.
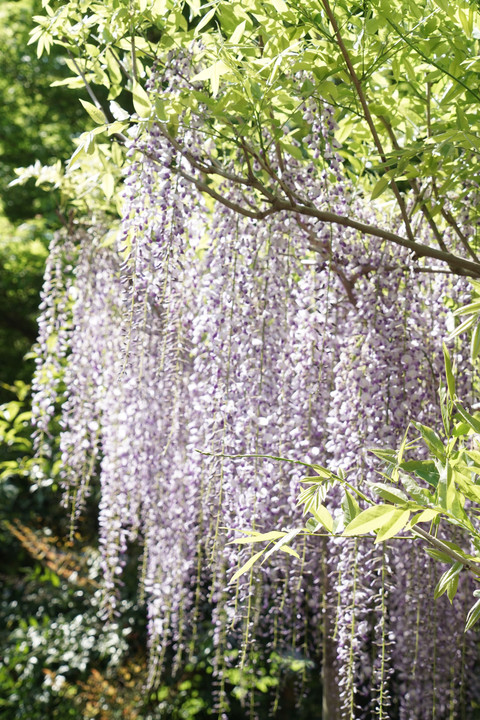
[230,549,265,584]
[80,99,107,125]
[263,528,301,561]
[434,562,463,600]
[132,79,152,117]
[343,505,397,536]
[230,531,286,544]
[443,343,456,401]
[465,598,480,631]
[310,504,334,533]
[342,490,360,526]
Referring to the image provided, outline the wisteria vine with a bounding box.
[32,57,480,719]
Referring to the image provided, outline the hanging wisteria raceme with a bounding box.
[322,217,478,719]
[179,122,360,711]
[57,233,124,523]
[386,258,478,719]
[182,200,307,713]
[32,232,77,459]
[31,54,480,719]
[325,257,427,719]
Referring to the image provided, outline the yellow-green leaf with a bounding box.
[408,508,440,528]
[279,544,300,559]
[80,99,106,125]
[194,6,217,35]
[310,464,333,479]
[230,20,246,45]
[374,509,411,543]
[132,80,152,118]
[264,528,301,561]
[192,61,230,97]
[230,531,285,544]
[471,324,480,360]
[371,176,389,200]
[343,505,396,536]
[443,343,456,400]
[434,561,462,600]
[102,173,115,200]
[465,598,480,631]
[270,0,289,11]
[311,504,334,533]
[230,549,264,584]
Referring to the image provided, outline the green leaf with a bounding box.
[371,483,409,506]
[191,61,230,97]
[310,505,334,533]
[297,480,331,515]
[230,549,265,584]
[371,176,389,200]
[465,449,480,466]
[465,598,480,631]
[230,530,286,544]
[109,100,130,122]
[230,20,246,45]
[132,80,152,118]
[453,300,480,316]
[342,490,360,526]
[443,343,456,400]
[412,422,445,458]
[279,544,300,558]
[471,324,480,360]
[263,528,301,562]
[399,475,433,506]
[426,547,454,563]
[374,509,411,543]
[455,404,480,434]
[438,460,457,512]
[102,172,115,200]
[434,561,463,600]
[400,461,439,489]
[370,448,398,464]
[67,135,89,170]
[310,464,334,479]
[270,0,289,11]
[343,505,397,536]
[397,426,411,465]
[305,517,321,532]
[447,573,459,603]
[409,508,440,528]
[194,6,217,35]
[79,99,106,125]
[439,381,452,436]
[449,315,476,339]
[441,539,472,558]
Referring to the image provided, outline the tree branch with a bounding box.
[68,53,480,278]
[175,165,480,276]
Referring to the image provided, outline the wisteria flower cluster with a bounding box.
[32,60,479,719]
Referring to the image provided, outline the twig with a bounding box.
[412,525,480,579]
[320,0,416,246]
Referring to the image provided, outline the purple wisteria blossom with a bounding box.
[31,57,480,719]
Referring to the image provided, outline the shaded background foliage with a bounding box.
[0,0,86,398]
[0,0,86,222]
[0,3,150,717]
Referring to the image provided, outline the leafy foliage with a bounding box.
[21,0,480,277]
[0,0,87,222]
